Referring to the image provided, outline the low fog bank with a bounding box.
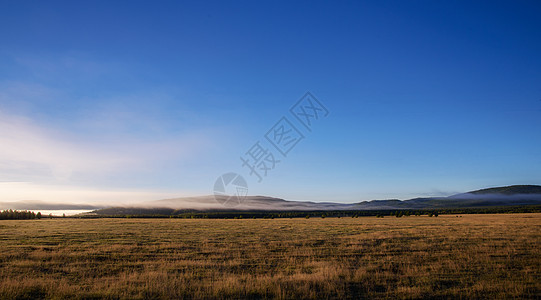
[95,192,541,214]
[125,196,356,211]
[3,185,541,213]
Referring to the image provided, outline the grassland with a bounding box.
[0,214,539,299]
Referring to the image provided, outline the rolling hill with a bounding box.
[91,185,541,216]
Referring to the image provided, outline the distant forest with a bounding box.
[2,205,541,220]
[0,209,41,220]
[89,205,541,219]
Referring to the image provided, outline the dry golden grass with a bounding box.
[0,214,540,299]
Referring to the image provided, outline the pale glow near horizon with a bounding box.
[0,182,191,206]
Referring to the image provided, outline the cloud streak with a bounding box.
[0,51,233,205]
[0,100,217,183]
[0,109,134,180]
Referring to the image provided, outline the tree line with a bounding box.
[0,209,41,220]
[82,204,541,219]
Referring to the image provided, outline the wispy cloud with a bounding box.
[0,107,217,182]
[0,54,236,205]
[12,53,127,87]
[0,107,210,205]
[0,109,124,180]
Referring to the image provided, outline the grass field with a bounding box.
[0,214,539,299]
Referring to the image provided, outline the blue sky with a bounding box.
[0,0,540,204]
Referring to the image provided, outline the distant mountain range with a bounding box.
[90,185,541,215]
[2,185,539,214]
